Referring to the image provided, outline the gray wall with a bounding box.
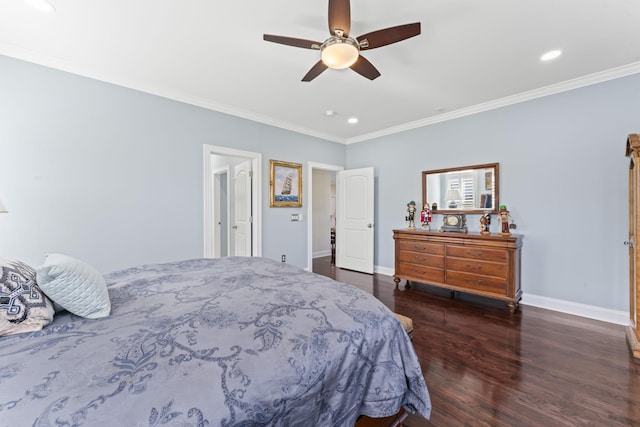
[0,55,345,273]
[347,73,640,311]
[2,54,638,314]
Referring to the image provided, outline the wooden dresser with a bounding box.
[393,229,523,312]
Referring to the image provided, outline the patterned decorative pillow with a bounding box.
[0,258,55,336]
[36,254,111,319]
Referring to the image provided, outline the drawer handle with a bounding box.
[466,250,483,256]
[466,263,482,270]
[466,278,483,285]
[414,245,427,250]
[414,255,426,261]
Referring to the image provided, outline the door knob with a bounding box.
[367,223,373,228]
[232,225,238,230]
[625,240,634,248]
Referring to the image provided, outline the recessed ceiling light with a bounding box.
[325,110,336,117]
[24,0,56,12]
[347,117,358,125]
[541,50,562,61]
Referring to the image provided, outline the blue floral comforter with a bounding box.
[0,257,430,426]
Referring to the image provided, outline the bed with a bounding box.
[0,256,431,426]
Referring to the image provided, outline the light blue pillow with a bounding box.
[36,254,111,319]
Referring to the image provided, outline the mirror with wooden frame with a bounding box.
[422,163,500,214]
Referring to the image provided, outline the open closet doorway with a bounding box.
[203,145,262,258]
[308,162,342,272]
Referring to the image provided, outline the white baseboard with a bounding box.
[376,265,394,277]
[374,266,628,326]
[312,250,331,258]
[521,294,628,326]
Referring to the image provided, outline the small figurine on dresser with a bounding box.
[420,203,432,230]
[480,211,491,235]
[498,205,516,236]
[406,200,417,230]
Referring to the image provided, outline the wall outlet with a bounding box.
[281,254,286,262]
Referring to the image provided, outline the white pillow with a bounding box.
[36,254,111,319]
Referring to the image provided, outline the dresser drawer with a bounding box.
[447,245,507,262]
[398,240,444,256]
[446,257,507,278]
[397,262,445,283]
[446,271,507,295]
[398,251,445,268]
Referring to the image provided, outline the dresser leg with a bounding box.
[507,301,518,314]
[405,280,412,289]
[450,291,455,299]
[394,277,400,289]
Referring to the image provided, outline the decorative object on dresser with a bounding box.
[498,205,517,236]
[423,163,500,214]
[480,211,492,235]
[406,200,417,230]
[440,213,467,233]
[625,133,640,362]
[420,203,432,230]
[393,229,522,313]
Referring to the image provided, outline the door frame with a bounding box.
[204,144,262,258]
[307,161,344,271]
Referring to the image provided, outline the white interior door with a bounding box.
[336,167,374,274]
[233,161,252,256]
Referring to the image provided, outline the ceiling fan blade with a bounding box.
[263,34,322,49]
[350,55,381,80]
[302,60,329,82]
[328,0,351,37]
[357,22,421,50]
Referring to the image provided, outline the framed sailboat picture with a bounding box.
[270,159,302,207]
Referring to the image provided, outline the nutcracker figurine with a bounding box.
[420,204,432,230]
[406,200,417,230]
[498,205,516,236]
[480,211,491,235]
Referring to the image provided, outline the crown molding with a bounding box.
[3,43,639,146]
[346,61,640,144]
[0,45,345,144]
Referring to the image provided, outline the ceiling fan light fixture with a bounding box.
[321,37,359,69]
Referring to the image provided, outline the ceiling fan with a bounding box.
[263,0,421,82]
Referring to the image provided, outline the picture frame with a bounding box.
[485,171,493,191]
[270,160,302,207]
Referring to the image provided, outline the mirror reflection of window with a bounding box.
[446,171,476,209]
[422,163,499,213]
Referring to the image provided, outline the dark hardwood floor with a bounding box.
[312,256,640,427]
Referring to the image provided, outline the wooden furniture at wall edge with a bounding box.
[393,229,522,313]
[625,133,640,362]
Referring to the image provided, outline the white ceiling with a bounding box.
[2,0,640,144]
